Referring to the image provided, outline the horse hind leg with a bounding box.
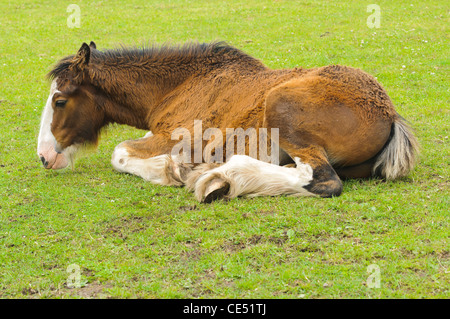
[295,146,343,197]
[186,161,233,203]
[262,81,351,197]
[334,158,375,179]
[184,163,229,203]
[262,73,399,197]
[189,155,316,202]
[268,140,343,197]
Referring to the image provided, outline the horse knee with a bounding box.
[111,142,130,172]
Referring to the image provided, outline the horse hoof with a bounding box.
[203,178,230,203]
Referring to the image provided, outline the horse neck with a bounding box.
[90,64,191,130]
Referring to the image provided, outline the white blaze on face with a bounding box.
[37,79,78,170]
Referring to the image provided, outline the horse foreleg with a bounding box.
[111,133,192,186]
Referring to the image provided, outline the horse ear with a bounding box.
[72,42,91,70]
[89,41,97,50]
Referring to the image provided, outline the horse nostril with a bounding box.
[40,156,48,168]
[55,144,63,154]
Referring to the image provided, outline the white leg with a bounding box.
[193,155,315,202]
[143,131,153,138]
[111,142,189,186]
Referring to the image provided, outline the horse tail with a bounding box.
[372,115,420,180]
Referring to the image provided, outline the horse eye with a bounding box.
[55,100,67,108]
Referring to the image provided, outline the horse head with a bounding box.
[37,41,106,169]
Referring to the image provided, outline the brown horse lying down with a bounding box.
[37,41,419,202]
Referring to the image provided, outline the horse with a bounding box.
[37,41,419,202]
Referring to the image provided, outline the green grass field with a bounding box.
[0,0,448,299]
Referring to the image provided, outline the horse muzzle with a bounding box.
[37,141,69,170]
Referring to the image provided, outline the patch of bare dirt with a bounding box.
[70,282,112,299]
